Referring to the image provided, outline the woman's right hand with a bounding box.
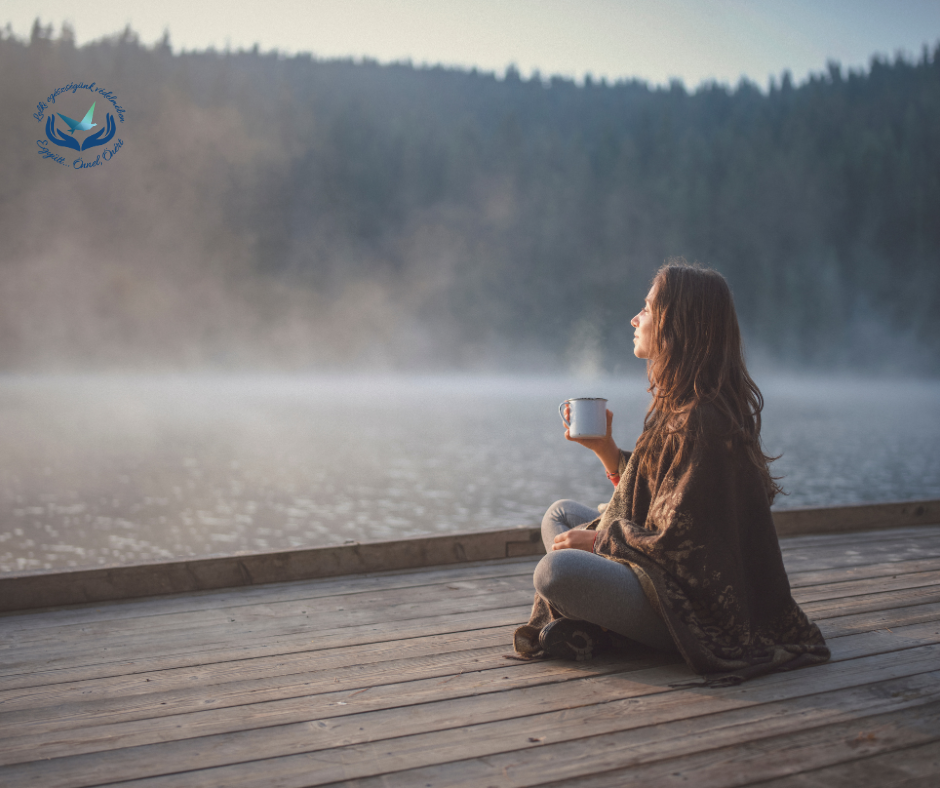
[564,405,621,475]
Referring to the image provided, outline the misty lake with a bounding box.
[2,373,939,573]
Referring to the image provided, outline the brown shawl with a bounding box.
[514,406,830,685]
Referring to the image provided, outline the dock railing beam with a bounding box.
[0,499,937,613]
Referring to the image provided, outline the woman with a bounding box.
[513,261,830,684]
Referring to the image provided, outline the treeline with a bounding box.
[2,22,939,372]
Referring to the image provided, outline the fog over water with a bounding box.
[4,33,940,576]
[2,373,938,573]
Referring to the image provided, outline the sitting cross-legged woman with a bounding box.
[513,261,830,684]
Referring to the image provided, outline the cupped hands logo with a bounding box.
[34,81,126,169]
[46,102,117,152]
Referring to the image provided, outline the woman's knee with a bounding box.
[533,550,583,602]
[541,499,575,548]
[542,499,595,533]
[543,499,576,526]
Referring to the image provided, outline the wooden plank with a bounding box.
[802,584,940,619]
[18,529,940,631]
[3,636,661,744]
[7,577,938,745]
[0,532,924,768]
[4,538,934,670]
[2,525,933,640]
[779,524,940,550]
[66,674,940,788]
[780,537,940,575]
[0,627,516,717]
[787,555,940,589]
[0,606,532,689]
[0,578,537,670]
[1,502,936,614]
[6,642,938,788]
[781,528,940,556]
[3,540,937,684]
[0,641,524,736]
[11,525,932,638]
[6,594,937,743]
[11,564,916,675]
[203,673,940,788]
[773,500,940,538]
[0,572,536,649]
[745,740,940,787]
[537,703,940,788]
[0,525,546,613]
[1,526,939,788]
[1,621,937,777]
[0,528,936,656]
[792,568,940,602]
[820,600,940,638]
[0,651,675,773]
[0,585,907,690]
[8,546,934,660]
[4,568,935,695]
[0,557,540,633]
[9,588,931,727]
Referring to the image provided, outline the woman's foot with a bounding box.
[538,618,611,661]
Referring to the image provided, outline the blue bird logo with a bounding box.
[56,101,97,134]
[46,103,116,153]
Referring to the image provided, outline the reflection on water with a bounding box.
[1,374,939,572]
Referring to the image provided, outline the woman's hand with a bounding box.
[552,529,597,552]
[564,405,621,476]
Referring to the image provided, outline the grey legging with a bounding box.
[536,499,677,652]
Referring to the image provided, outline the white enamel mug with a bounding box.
[559,397,608,438]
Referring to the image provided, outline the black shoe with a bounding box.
[538,619,611,661]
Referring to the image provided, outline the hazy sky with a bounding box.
[5,0,940,88]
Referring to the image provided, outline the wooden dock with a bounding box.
[2,511,940,786]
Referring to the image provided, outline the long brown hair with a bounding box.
[634,259,782,501]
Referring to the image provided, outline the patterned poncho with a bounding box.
[514,405,830,684]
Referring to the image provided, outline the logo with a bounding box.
[33,81,126,169]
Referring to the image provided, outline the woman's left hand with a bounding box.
[552,530,597,552]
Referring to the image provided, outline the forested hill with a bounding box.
[3,24,939,373]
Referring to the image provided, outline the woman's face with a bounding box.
[631,286,656,359]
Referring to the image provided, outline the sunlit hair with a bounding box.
[634,258,783,501]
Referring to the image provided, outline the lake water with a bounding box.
[2,374,939,573]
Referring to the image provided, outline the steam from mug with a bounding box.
[559,398,608,438]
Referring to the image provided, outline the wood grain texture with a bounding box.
[0,526,546,612]
[36,664,940,788]
[1,502,936,612]
[773,499,940,538]
[0,524,938,788]
[5,620,934,767]
[0,606,533,689]
[744,740,940,787]
[0,557,541,632]
[2,642,937,786]
[2,554,932,684]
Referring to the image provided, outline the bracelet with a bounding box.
[605,470,619,480]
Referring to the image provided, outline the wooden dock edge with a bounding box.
[772,498,938,538]
[1,499,937,613]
